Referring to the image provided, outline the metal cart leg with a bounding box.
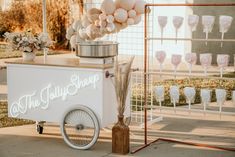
[36,121,45,134]
[60,105,100,150]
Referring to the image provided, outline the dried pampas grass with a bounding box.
[114,56,135,117]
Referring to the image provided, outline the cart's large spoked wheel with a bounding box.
[60,106,100,150]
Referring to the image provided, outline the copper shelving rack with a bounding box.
[131,3,235,154]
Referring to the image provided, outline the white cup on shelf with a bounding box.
[200,53,212,76]
[155,51,166,73]
[200,89,211,113]
[202,15,215,45]
[217,54,230,78]
[185,53,197,75]
[219,16,233,47]
[171,54,182,78]
[154,86,165,111]
[188,15,199,32]
[158,16,168,44]
[173,16,184,44]
[184,87,196,111]
[170,86,180,113]
[216,89,226,119]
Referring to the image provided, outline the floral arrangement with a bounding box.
[4,31,52,53]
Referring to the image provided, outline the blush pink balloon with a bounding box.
[217,54,229,68]
[155,51,166,64]
[171,54,182,67]
[185,53,197,64]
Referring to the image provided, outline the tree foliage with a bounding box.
[0,0,73,49]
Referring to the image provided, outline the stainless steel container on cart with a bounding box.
[76,41,119,58]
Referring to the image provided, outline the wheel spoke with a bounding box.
[61,106,100,150]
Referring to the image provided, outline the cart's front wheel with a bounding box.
[60,106,100,150]
[37,125,43,134]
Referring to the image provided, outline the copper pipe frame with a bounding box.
[131,2,235,154]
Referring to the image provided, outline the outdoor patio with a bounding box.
[0,108,235,157]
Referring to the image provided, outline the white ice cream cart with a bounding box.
[6,42,130,150]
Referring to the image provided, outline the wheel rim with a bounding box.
[61,107,99,150]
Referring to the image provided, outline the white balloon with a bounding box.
[76,25,82,32]
[114,23,122,32]
[114,8,128,23]
[86,24,100,39]
[107,15,114,23]
[87,8,102,23]
[67,26,75,35]
[70,35,77,49]
[78,28,88,40]
[98,29,106,38]
[134,15,142,24]
[76,34,84,43]
[87,14,100,23]
[66,33,72,40]
[99,13,107,21]
[81,15,91,28]
[66,26,75,40]
[78,29,84,37]
[134,0,146,14]
[99,20,107,28]
[72,20,82,31]
[106,22,115,32]
[86,25,94,38]
[95,20,100,26]
[128,10,137,18]
[127,18,135,25]
[87,8,102,15]
[101,0,116,15]
[119,0,136,11]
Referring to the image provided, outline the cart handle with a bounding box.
[105,68,139,78]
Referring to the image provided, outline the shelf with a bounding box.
[134,70,235,81]
[144,105,235,116]
[146,37,235,42]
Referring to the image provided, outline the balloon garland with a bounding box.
[66,0,147,47]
